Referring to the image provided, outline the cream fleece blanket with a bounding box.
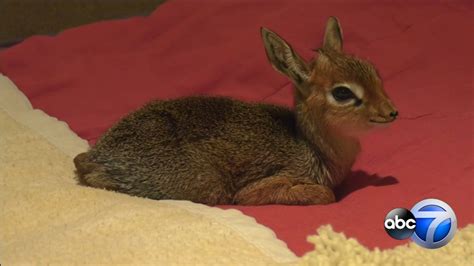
[0,74,297,265]
[1,73,472,265]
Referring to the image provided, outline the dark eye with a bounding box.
[332,86,356,102]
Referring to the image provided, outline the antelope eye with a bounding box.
[332,86,356,102]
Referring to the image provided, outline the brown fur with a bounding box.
[234,176,335,205]
[74,17,397,205]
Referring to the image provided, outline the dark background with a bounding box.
[0,0,166,47]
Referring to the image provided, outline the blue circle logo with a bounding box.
[410,199,457,249]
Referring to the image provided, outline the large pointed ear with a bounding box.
[323,16,343,52]
[261,27,310,85]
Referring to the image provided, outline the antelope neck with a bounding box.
[295,104,360,187]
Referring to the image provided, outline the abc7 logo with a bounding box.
[384,199,457,249]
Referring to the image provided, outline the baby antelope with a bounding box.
[74,17,397,205]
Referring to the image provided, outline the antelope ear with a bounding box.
[261,27,310,85]
[323,16,343,52]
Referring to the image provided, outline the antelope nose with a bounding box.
[389,111,399,118]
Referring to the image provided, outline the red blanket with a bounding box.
[1,1,472,255]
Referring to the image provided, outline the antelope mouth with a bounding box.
[369,118,395,124]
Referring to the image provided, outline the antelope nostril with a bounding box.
[389,111,399,118]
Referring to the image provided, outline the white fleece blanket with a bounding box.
[0,73,297,265]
